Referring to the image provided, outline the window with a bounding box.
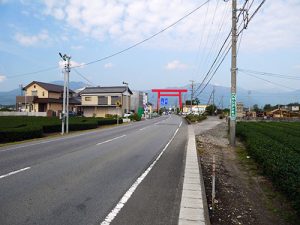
[98,96,108,105]
[111,96,121,105]
[42,91,45,96]
[85,97,92,101]
[32,90,38,96]
[34,85,36,88]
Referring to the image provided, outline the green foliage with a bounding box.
[0,126,43,143]
[129,113,141,121]
[185,114,207,123]
[0,116,123,143]
[237,122,300,215]
[205,104,217,115]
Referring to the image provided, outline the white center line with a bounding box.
[100,127,180,225]
[0,167,31,180]
[139,127,147,131]
[96,135,126,146]
[179,121,183,127]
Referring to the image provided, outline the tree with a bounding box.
[253,104,260,112]
[263,104,272,112]
[205,104,217,115]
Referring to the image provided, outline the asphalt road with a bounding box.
[0,115,187,225]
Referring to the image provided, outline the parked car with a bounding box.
[123,112,133,117]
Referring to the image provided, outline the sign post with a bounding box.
[230,93,237,120]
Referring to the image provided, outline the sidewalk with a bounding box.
[178,125,210,225]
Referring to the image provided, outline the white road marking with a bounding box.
[96,135,126,146]
[154,122,160,125]
[100,126,180,225]
[0,167,31,180]
[139,127,147,131]
[179,121,183,127]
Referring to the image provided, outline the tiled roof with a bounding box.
[80,86,133,94]
[24,81,75,93]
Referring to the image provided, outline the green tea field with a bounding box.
[237,122,300,215]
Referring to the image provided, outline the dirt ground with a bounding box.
[194,119,298,225]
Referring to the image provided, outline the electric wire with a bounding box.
[239,70,297,91]
[73,69,96,86]
[5,0,211,78]
[238,68,300,80]
[193,0,266,99]
[73,0,211,68]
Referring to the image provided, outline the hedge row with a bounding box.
[0,117,124,143]
[0,126,43,143]
[185,114,207,123]
[237,122,300,215]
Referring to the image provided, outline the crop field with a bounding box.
[237,122,300,215]
[0,116,122,143]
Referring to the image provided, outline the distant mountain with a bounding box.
[0,88,21,105]
[51,81,89,91]
[0,81,88,105]
[0,81,299,107]
[145,84,300,109]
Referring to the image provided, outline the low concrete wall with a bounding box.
[0,112,47,117]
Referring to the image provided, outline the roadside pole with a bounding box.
[59,53,71,135]
[230,0,237,146]
[66,56,70,134]
[62,66,66,135]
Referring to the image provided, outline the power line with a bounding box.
[5,66,59,78]
[238,68,300,80]
[73,69,96,86]
[193,0,266,98]
[238,70,297,91]
[72,0,211,68]
[5,0,211,78]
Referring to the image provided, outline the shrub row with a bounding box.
[237,122,300,215]
[0,116,124,143]
[0,126,43,143]
[185,114,207,123]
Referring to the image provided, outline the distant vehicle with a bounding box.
[123,112,133,117]
[68,111,77,116]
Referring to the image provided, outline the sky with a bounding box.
[0,0,300,93]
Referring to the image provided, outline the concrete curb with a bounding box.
[178,125,210,225]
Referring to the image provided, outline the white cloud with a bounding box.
[0,75,6,82]
[165,60,188,70]
[59,60,85,69]
[104,63,114,68]
[41,0,300,52]
[71,45,83,50]
[14,30,49,46]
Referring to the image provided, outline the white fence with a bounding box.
[0,112,47,117]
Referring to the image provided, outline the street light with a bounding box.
[122,81,129,114]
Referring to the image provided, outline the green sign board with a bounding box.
[230,93,237,120]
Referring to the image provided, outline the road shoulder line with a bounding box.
[0,167,31,179]
[100,123,180,225]
[178,126,210,225]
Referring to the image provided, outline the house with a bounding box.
[79,86,132,117]
[267,108,289,118]
[237,102,246,118]
[16,81,80,116]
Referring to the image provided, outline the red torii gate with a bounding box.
[152,89,188,111]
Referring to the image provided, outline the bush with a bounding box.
[129,113,141,121]
[97,118,123,125]
[0,126,43,143]
[185,114,207,123]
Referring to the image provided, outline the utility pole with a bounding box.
[190,80,195,113]
[230,0,237,146]
[212,85,215,115]
[59,53,71,135]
